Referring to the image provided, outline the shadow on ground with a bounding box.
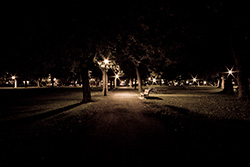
[144,96,163,100]
[0,102,83,127]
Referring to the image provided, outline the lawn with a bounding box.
[141,85,250,121]
[0,87,104,122]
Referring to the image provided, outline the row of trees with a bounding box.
[2,0,249,102]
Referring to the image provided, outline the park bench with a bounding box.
[140,87,155,98]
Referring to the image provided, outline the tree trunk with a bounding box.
[51,74,54,88]
[114,77,117,89]
[135,66,142,92]
[221,76,225,89]
[82,65,91,103]
[236,71,249,100]
[134,78,136,90]
[37,77,42,87]
[217,76,222,88]
[106,72,108,93]
[129,77,132,88]
[102,69,107,96]
[222,75,234,94]
[230,38,250,100]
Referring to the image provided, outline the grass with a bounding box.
[141,85,250,121]
[0,87,105,121]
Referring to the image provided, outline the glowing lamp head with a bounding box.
[11,76,15,80]
[228,70,232,75]
[193,78,196,82]
[104,59,109,65]
[153,78,156,83]
[115,74,119,78]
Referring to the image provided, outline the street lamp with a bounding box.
[225,66,237,78]
[104,59,109,65]
[12,75,17,88]
[102,59,109,96]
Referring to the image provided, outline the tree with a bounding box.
[206,1,250,99]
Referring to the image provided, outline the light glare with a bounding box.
[104,59,109,65]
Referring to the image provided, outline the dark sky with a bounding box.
[1,1,249,77]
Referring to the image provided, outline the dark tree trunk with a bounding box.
[106,72,108,93]
[82,65,91,103]
[222,75,234,94]
[135,66,142,92]
[24,79,27,88]
[134,78,136,89]
[230,38,250,100]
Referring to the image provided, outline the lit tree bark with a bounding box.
[135,66,142,92]
[106,71,108,93]
[114,77,117,89]
[129,77,132,88]
[102,69,107,96]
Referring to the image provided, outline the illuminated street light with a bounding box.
[225,66,237,78]
[11,75,17,88]
[191,74,198,86]
[104,59,109,65]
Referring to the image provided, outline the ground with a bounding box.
[0,86,250,166]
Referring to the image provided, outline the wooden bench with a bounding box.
[140,88,154,98]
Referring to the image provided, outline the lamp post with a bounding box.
[102,59,109,96]
[12,76,17,88]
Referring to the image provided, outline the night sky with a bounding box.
[1,0,249,80]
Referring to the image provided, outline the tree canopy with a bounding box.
[2,0,249,93]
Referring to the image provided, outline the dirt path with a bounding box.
[1,88,249,166]
[83,88,172,166]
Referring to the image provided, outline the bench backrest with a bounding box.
[144,88,154,94]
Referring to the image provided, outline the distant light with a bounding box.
[191,74,198,83]
[153,78,156,83]
[53,78,56,81]
[204,81,207,85]
[104,59,109,65]
[225,66,236,78]
[116,74,119,78]
[11,76,15,80]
